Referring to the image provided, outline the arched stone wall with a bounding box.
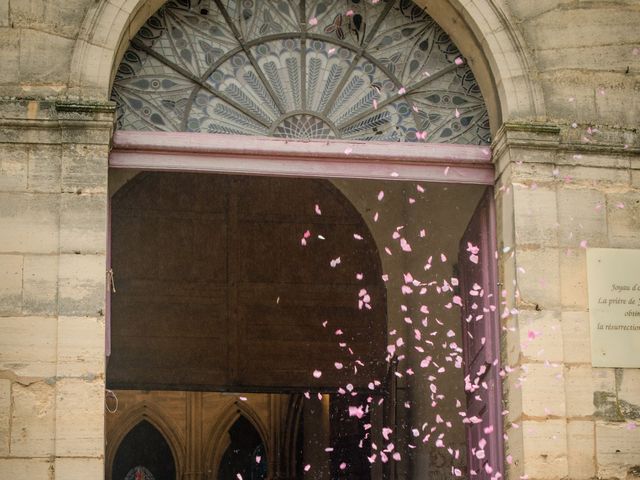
[69,0,545,131]
[417,0,545,126]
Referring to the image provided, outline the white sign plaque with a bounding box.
[587,248,640,368]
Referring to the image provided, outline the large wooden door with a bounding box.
[108,173,387,392]
[458,187,504,478]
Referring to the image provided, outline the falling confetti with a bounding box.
[277,176,558,479]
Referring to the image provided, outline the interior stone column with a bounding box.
[185,392,204,479]
[302,395,331,480]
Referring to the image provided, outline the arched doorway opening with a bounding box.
[217,415,267,480]
[105,1,503,479]
[106,171,499,479]
[112,420,178,480]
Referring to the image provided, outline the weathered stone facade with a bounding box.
[0,0,638,479]
[495,123,640,479]
[0,100,112,478]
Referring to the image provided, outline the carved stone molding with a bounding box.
[0,99,115,145]
[491,121,639,180]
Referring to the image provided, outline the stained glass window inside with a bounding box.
[112,0,490,144]
[124,466,155,480]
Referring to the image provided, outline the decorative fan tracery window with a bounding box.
[112,0,490,144]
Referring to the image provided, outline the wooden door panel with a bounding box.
[115,278,228,298]
[108,336,230,388]
[112,217,228,282]
[110,214,160,278]
[235,222,379,285]
[109,173,386,391]
[112,298,227,337]
[113,172,229,212]
[235,176,358,220]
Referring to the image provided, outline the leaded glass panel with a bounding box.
[112,0,490,144]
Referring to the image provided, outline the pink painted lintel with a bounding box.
[110,131,494,184]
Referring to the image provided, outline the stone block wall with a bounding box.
[0,100,112,478]
[495,123,640,480]
[506,1,640,128]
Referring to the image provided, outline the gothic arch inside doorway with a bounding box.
[204,403,270,480]
[105,402,186,479]
[217,416,267,480]
[112,420,178,480]
[105,1,504,479]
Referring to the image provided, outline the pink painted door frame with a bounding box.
[109,131,493,185]
[459,187,505,478]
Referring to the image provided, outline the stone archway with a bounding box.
[203,400,270,479]
[70,0,544,128]
[98,2,509,479]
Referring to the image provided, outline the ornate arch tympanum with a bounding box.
[110,0,491,145]
[72,0,544,128]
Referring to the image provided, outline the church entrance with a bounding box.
[105,1,503,478]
